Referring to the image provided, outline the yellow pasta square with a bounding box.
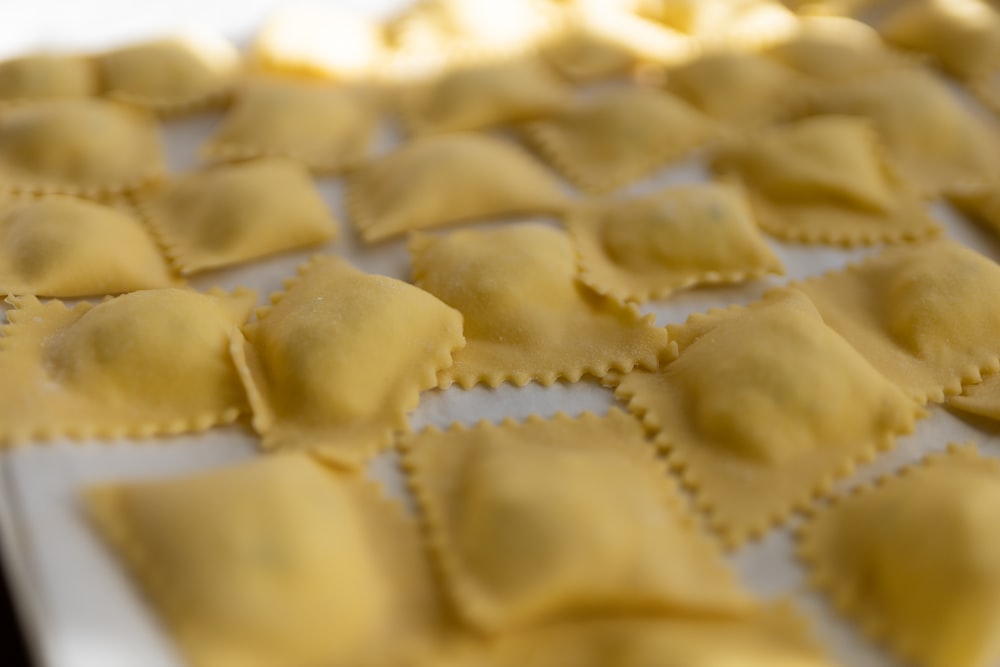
[661,51,807,130]
[523,86,715,193]
[616,288,923,547]
[249,6,386,81]
[98,32,241,115]
[410,223,674,388]
[540,23,639,82]
[135,158,337,275]
[0,53,97,105]
[764,16,915,82]
[231,256,465,468]
[400,410,751,633]
[86,454,444,667]
[441,604,836,667]
[348,133,569,242]
[798,444,1000,667]
[0,99,164,196]
[201,78,378,172]
[794,239,1000,403]
[806,67,1000,196]
[711,115,941,245]
[878,0,1000,82]
[568,183,784,302]
[0,287,254,445]
[0,195,175,296]
[396,57,571,136]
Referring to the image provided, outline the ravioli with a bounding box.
[397,57,571,135]
[541,24,639,82]
[231,256,464,468]
[764,17,914,82]
[662,51,806,129]
[400,410,751,632]
[136,158,337,275]
[250,5,385,80]
[0,195,175,296]
[99,32,241,114]
[878,0,1000,81]
[523,86,715,193]
[0,287,254,444]
[568,183,784,302]
[202,78,377,172]
[616,288,922,547]
[348,133,569,241]
[86,454,443,667]
[0,99,164,196]
[795,239,1000,403]
[798,444,1000,667]
[444,604,835,667]
[0,53,96,104]
[951,188,1000,239]
[411,223,674,388]
[807,67,1000,195]
[711,115,941,244]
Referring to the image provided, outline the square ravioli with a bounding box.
[201,78,378,172]
[98,32,241,114]
[86,454,443,667]
[400,410,752,632]
[348,133,569,242]
[660,51,807,131]
[794,239,1000,403]
[615,288,923,547]
[440,604,835,667]
[764,16,916,83]
[135,158,337,275]
[567,183,784,302]
[410,223,674,388]
[231,256,465,468]
[798,444,1000,667]
[806,67,1000,196]
[0,287,254,445]
[522,86,715,193]
[0,194,175,296]
[878,0,1000,82]
[396,56,571,136]
[0,99,164,196]
[249,5,385,81]
[711,115,941,245]
[0,53,97,105]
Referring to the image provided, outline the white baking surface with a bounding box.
[4,3,1000,667]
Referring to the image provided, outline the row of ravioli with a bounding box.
[3,65,1000,298]
[53,230,1000,667]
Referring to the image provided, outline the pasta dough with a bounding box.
[397,57,571,135]
[349,133,569,241]
[799,444,1000,667]
[0,99,164,195]
[400,410,751,632]
[231,256,465,468]
[0,53,96,104]
[568,183,784,302]
[136,158,337,274]
[411,223,674,388]
[712,115,941,244]
[795,239,1000,403]
[0,195,175,296]
[99,32,241,114]
[806,67,1000,195]
[0,287,254,444]
[202,78,378,172]
[442,604,836,667]
[86,454,443,667]
[662,51,806,129]
[523,86,714,193]
[616,288,922,547]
